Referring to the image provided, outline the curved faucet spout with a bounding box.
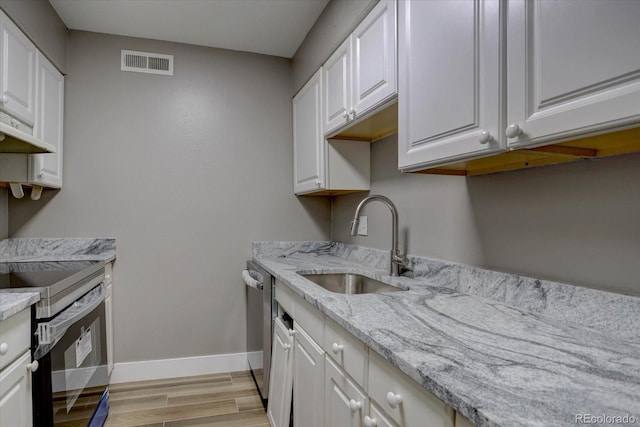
[350,195,407,276]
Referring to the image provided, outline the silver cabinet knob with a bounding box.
[27,360,39,372]
[0,342,8,355]
[315,179,321,188]
[0,95,8,104]
[343,111,349,120]
[478,131,492,144]
[350,109,356,121]
[505,123,522,138]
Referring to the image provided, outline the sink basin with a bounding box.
[300,273,405,295]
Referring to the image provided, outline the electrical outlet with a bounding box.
[357,216,367,236]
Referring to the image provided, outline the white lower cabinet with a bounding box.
[0,351,33,427]
[267,317,295,427]
[368,351,455,427]
[272,279,460,427]
[0,309,34,427]
[367,399,399,427]
[325,356,367,427]
[293,321,324,427]
[105,262,114,375]
[455,412,475,427]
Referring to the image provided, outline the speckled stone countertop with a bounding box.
[0,238,116,321]
[0,292,40,321]
[252,241,640,427]
[0,238,116,262]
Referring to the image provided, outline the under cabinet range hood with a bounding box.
[0,122,56,153]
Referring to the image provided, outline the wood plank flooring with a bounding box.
[103,371,269,427]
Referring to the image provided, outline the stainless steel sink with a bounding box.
[300,273,405,294]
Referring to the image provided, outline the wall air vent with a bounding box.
[121,50,173,76]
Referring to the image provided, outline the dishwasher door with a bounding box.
[244,260,273,405]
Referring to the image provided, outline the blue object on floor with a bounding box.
[88,388,110,427]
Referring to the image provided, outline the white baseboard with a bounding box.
[110,351,262,384]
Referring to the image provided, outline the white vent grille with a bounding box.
[121,50,173,75]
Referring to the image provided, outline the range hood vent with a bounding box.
[0,122,55,153]
[121,50,174,76]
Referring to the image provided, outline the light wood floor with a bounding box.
[103,371,269,427]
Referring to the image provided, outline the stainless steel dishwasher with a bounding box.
[243,260,274,406]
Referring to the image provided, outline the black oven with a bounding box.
[0,260,110,427]
[32,284,109,426]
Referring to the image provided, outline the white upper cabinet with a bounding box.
[351,0,397,120]
[323,38,351,136]
[32,52,64,188]
[398,0,504,171]
[323,0,397,136]
[398,0,640,173]
[294,69,370,196]
[506,0,640,149]
[294,68,325,194]
[0,11,37,129]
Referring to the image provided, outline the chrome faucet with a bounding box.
[350,195,408,276]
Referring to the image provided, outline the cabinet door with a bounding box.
[293,68,325,194]
[31,52,64,188]
[293,322,324,427]
[324,356,366,427]
[506,0,640,149]
[0,12,36,127]
[366,400,399,427]
[352,0,397,119]
[397,0,504,171]
[0,351,33,427]
[105,263,114,375]
[267,317,294,427]
[368,351,454,427]
[323,38,352,135]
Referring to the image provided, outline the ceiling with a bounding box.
[49,0,330,58]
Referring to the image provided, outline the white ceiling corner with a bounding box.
[48,0,329,58]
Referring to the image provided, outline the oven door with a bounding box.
[33,284,109,427]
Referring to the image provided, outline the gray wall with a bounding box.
[291,0,377,94]
[333,135,640,297]
[9,31,331,363]
[0,189,6,239]
[0,0,67,73]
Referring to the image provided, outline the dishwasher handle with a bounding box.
[242,269,263,290]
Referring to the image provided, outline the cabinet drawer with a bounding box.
[368,351,455,427]
[324,317,367,385]
[325,356,367,427]
[455,412,475,427]
[274,280,295,315]
[0,309,31,371]
[295,297,324,344]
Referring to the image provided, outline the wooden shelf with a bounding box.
[414,127,640,177]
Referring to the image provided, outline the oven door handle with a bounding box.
[34,283,106,360]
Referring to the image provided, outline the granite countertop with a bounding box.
[0,292,40,321]
[0,238,116,321]
[252,241,640,427]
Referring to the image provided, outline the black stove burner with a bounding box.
[0,261,100,289]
